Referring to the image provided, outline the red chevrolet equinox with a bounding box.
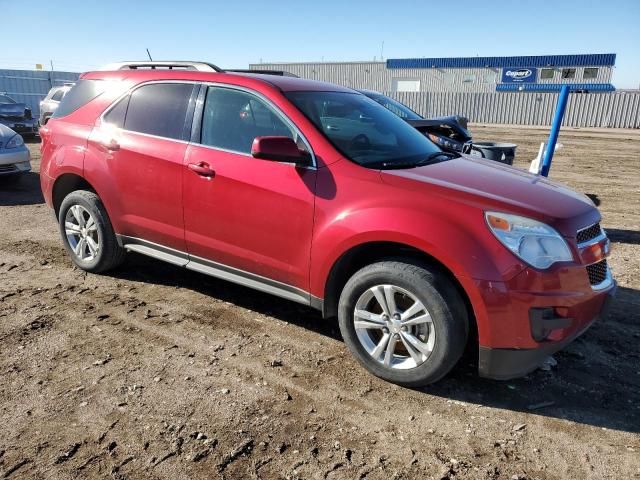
[40,61,616,386]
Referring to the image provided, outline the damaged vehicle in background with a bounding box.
[40,84,74,126]
[0,123,31,177]
[358,89,473,154]
[0,93,39,138]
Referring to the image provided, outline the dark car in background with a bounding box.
[358,89,473,154]
[0,93,39,138]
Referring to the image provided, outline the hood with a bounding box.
[0,102,28,118]
[380,155,599,237]
[0,123,20,141]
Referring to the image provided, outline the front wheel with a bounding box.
[338,260,468,387]
[58,190,125,273]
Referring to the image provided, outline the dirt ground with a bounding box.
[1,125,639,480]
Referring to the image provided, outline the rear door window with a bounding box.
[123,83,194,140]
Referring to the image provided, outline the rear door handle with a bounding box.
[188,162,215,178]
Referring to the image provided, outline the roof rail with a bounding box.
[226,69,299,78]
[98,61,223,72]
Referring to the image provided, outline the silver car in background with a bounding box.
[0,123,31,176]
[39,84,73,125]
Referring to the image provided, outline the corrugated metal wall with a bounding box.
[250,62,615,93]
[389,91,640,128]
[0,69,80,115]
[3,67,636,128]
[250,63,637,127]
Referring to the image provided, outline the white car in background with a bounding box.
[39,84,74,126]
[0,124,31,176]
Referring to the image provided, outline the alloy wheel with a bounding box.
[353,284,435,370]
[64,205,100,262]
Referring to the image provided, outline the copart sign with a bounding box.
[501,67,537,83]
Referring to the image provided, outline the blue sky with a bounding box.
[1,0,638,88]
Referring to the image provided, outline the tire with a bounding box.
[58,190,125,273]
[338,260,468,387]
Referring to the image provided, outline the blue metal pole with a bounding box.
[540,85,570,177]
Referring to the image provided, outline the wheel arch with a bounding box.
[52,173,97,218]
[321,240,478,350]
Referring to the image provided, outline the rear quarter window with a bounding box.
[52,80,108,119]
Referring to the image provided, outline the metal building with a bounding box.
[250,53,616,93]
[0,69,80,115]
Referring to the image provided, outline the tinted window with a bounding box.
[286,91,440,168]
[103,95,130,128]
[124,83,193,140]
[51,90,65,101]
[561,68,576,79]
[367,93,422,120]
[52,80,108,118]
[540,68,554,79]
[200,87,296,154]
[583,67,598,79]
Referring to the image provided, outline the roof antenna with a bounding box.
[146,48,153,61]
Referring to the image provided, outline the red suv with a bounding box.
[40,61,615,386]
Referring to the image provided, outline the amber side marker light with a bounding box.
[487,214,511,231]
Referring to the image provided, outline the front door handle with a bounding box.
[188,162,215,178]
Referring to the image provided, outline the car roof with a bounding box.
[82,69,356,94]
[357,88,382,96]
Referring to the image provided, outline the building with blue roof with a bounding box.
[251,54,616,93]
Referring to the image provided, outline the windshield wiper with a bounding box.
[367,151,460,170]
[415,151,460,166]
[365,160,422,170]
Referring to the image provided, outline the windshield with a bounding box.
[0,94,16,104]
[285,91,441,168]
[366,93,423,120]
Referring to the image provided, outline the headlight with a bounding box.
[5,134,24,149]
[485,212,573,269]
[427,133,462,151]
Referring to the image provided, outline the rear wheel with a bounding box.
[338,260,468,387]
[58,190,125,272]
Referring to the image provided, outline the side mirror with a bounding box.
[251,136,310,166]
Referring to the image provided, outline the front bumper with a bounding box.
[0,146,32,175]
[0,119,38,135]
[478,280,616,380]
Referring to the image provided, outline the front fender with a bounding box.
[309,206,526,297]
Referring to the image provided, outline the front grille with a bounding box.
[0,164,18,173]
[586,259,608,286]
[577,222,602,244]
